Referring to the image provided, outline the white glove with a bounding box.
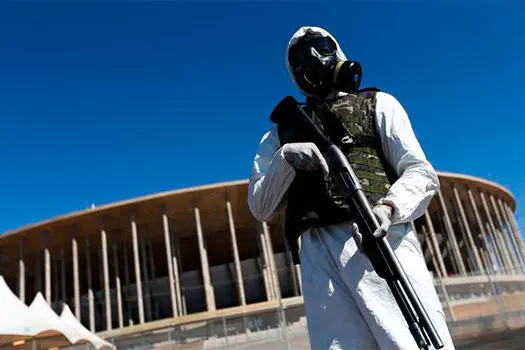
[282,142,329,176]
[353,204,393,253]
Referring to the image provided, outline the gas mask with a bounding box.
[288,33,362,99]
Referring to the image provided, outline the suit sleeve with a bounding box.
[247,124,296,222]
[375,92,440,224]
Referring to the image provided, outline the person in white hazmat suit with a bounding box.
[247,26,455,349]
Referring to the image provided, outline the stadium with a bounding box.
[0,171,524,349]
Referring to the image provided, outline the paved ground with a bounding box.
[456,328,525,349]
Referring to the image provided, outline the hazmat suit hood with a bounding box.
[286,26,349,99]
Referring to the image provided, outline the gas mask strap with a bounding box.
[357,87,381,93]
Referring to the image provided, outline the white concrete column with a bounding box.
[477,195,503,270]
[502,202,525,266]
[412,221,444,273]
[131,214,145,324]
[450,202,474,272]
[490,197,517,266]
[60,247,66,303]
[411,221,426,254]
[100,227,112,330]
[485,222,504,271]
[505,204,525,248]
[162,212,178,317]
[445,240,460,275]
[19,239,25,303]
[172,232,184,315]
[194,207,216,311]
[225,200,246,305]
[467,189,498,272]
[410,221,421,242]
[490,195,520,270]
[257,222,273,300]
[421,225,443,278]
[112,242,124,328]
[498,200,524,267]
[262,222,280,299]
[438,190,467,274]
[71,231,80,319]
[480,191,513,272]
[140,235,152,321]
[85,235,95,332]
[504,219,523,266]
[452,186,484,273]
[424,211,448,277]
[296,236,303,294]
[479,247,490,273]
[44,231,52,304]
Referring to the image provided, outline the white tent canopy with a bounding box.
[0,276,62,346]
[60,305,114,350]
[0,277,114,350]
[28,293,89,347]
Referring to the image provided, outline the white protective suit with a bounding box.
[248,27,455,350]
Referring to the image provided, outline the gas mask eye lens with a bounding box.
[309,37,337,56]
[317,46,333,55]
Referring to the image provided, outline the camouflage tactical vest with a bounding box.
[277,92,398,263]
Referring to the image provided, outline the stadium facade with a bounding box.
[0,172,523,340]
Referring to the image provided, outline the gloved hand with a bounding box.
[353,204,393,253]
[282,142,330,177]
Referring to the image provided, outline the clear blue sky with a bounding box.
[1,2,524,236]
